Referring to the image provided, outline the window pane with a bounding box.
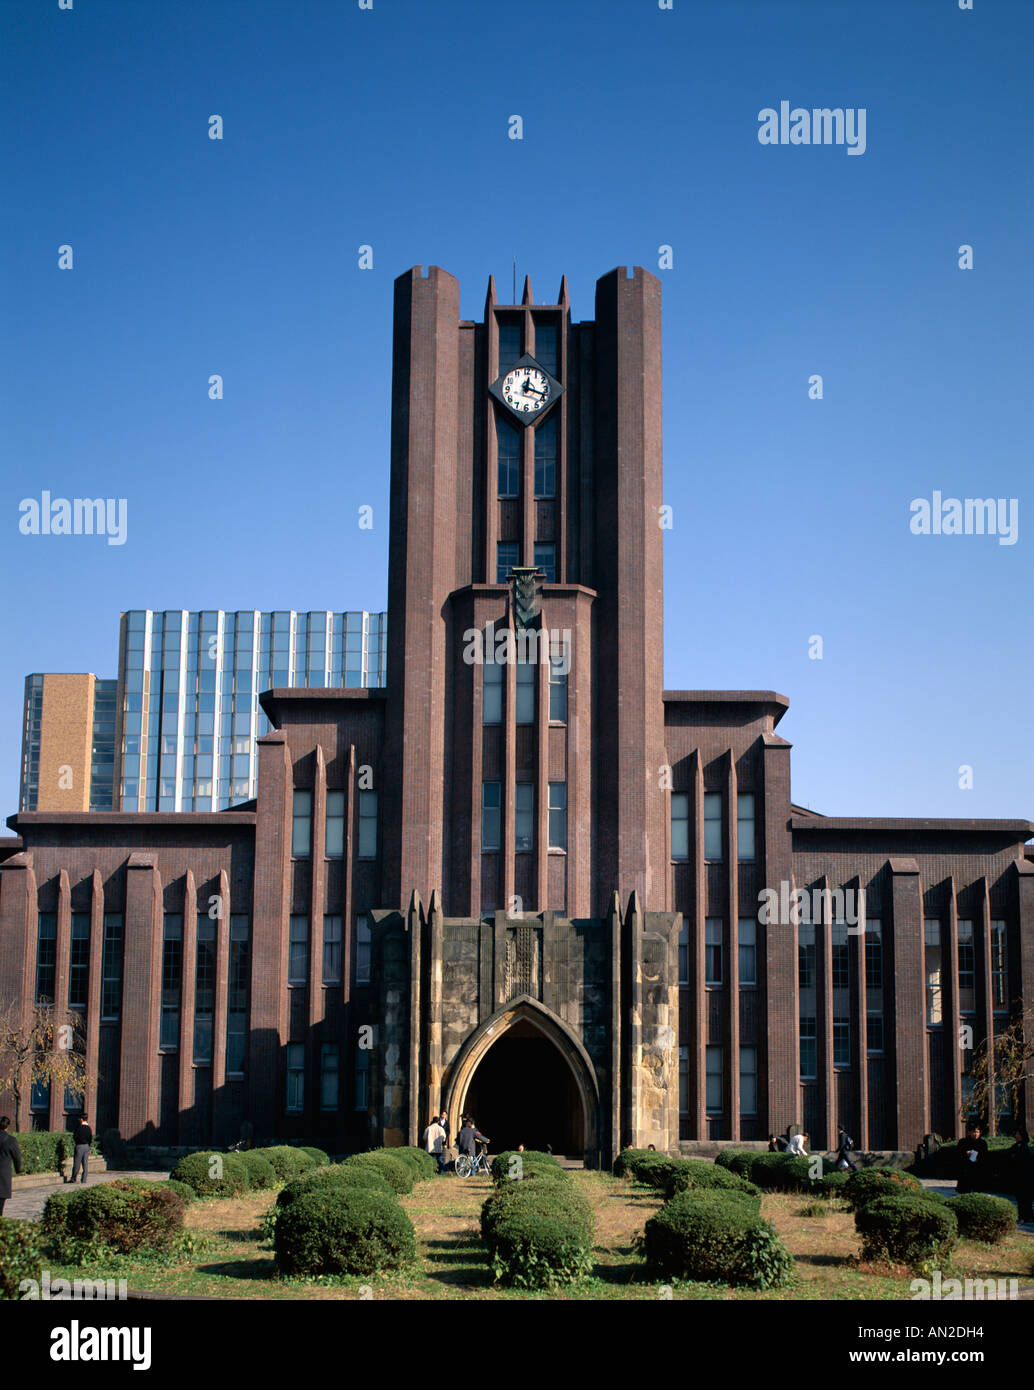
[497,416,520,498]
[924,918,943,1026]
[737,793,755,862]
[534,416,556,498]
[738,918,756,986]
[548,782,566,850]
[482,783,501,852]
[325,790,345,857]
[496,542,519,583]
[358,790,377,859]
[323,915,342,985]
[799,1017,817,1079]
[292,789,312,857]
[957,920,975,1013]
[483,661,503,725]
[533,543,555,583]
[515,782,534,852]
[355,915,371,984]
[670,793,689,860]
[740,1045,758,1114]
[704,793,722,860]
[548,661,567,722]
[678,923,689,985]
[705,1045,723,1112]
[515,661,535,724]
[289,915,308,985]
[705,918,722,986]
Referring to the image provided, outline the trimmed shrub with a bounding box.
[0,1220,42,1300]
[344,1150,415,1195]
[238,1151,278,1191]
[160,1178,197,1205]
[818,1170,851,1196]
[613,1148,656,1180]
[747,1153,829,1193]
[252,1146,315,1181]
[171,1150,252,1198]
[480,1180,595,1288]
[10,1130,99,1176]
[843,1167,922,1211]
[392,1146,438,1180]
[276,1164,395,1208]
[946,1193,1016,1245]
[491,1150,565,1187]
[274,1187,416,1276]
[56,1180,186,1254]
[855,1195,958,1269]
[663,1159,761,1203]
[39,1188,77,1251]
[643,1189,791,1287]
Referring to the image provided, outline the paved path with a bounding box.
[3,1170,171,1222]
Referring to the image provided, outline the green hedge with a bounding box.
[912,1136,1016,1188]
[643,1189,793,1288]
[9,1130,100,1176]
[392,1146,438,1180]
[946,1193,1016,1244]
[343,1150,415,1194]
[43,1180,186,1257]
[480,1179,595,1288]
[0,1220,43,1300]
[251,1146,315,1181]
[297,1146,330,1166]
[748,1153,834,1193]
[238,1151,278,1190]
[663,1159,761,1203]
[713,1150,760,1181]
[855,1195,958,1269]
[274,1187,416,1276]
[490,1150,564,1186]
[170,1150,252,1198]
[276,1164,396,1208]
[843,1167,922,1211]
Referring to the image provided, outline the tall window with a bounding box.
[292,790,312,858]
[320,1043,339,1111]
[286,1043,304,1112]
[990,920,1008,1011]
[679,1046,689,1114]
[354,1047,370,1111]
[705,1046,723,1113]
[482,782,501,852]
[705,918,723,986]
[497,417,520,498]
[483,661,503,724]
[515,783,534,852]
[323,916,342,986]
[737,793,755,861]
[101,913,123,1021]
[671,793,689,860]
[533,542,556,583]
[678,922,689,984]
[193,916,216,1064]
[227,915,250,1074]
[355,915,371,984]
[799,1016,817,1079]
[534,416,556,498]
[68,913,90,1012]
[358,790,377,859]
[867,1012,884,1055]
[864,920,882,989]
[738,918,757,986]
[548,783,567,850]
[833,1018,851,1068]
[35,912,57,1004]
[924,918,943,1026]
[548,658,567,722]
[515,660,535,724]
[740,1045,758,1114]
[496,542,519,582]
[533,319,558,376]
[160,914,183,1051]
[798,923,816,990]
[497,317,521,371]
[704,793,722,860]
[288,916,308,985]
[325,791,345,857]
[832,921,850,989]
[957,919,976,1014]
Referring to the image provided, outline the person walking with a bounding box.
[69,1113,93,1184]
[957,1123,988,1195]
[422,1114,447,1175]
[835,1126,858,1172]
[1008,1129,1034,1224]
[0,1116,22,1216]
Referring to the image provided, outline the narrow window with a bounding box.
[358,790,377,859]
[832,920,850,989]
[160,914,183,1052]
[285,1043,304,1113]
[705,1046,723,1113]
[497,416,520,498]
[322,915,342,986]
[292,789,312,858]
[678,1046,689,1114]
[533,542,556,582]
[798,923,816,990]
[548,782,566,850]
[833,1017,851,1068]
[548,658,567,722]
[866,1012,884,1055]
[678,922,689,985]
[740,1045,758,1114]
[354,1047,370,1111]
[497,316,521,371]
[226,915,250,1074]
[705,918,723,986]
[957,919,975,1014]
[738,918,757,986]
[481,782,501,852]
[533,319,558,377]
[355,914,372,985]
[325,790,345,858]
[534,416,556,498]
[35,912,57,1004]
[737,792,755,861]
[704,792,722,860]
[320,1043,339,1111]
[288,915,308,985]
[100,913,123,1021]
[515,783,534,852]
[799,1016,817,1079]
[670,793,689,860]
[924,918,943,1026]
[990,920,1008,1011]
[515,660,535,724]
[193,916,216,1064]
[68,913,90,1013]
[483,661,503,725]
[864,920,882,990]
[496,541,519,583]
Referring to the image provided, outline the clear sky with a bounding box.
[2,0,1031,826]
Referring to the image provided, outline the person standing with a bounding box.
[957,1123,988,1195]
[422,1114,447,1175]
[1009,1129,1034,1223]
[835,1126,858,1172]
[0,1116,22,1216]
[69,1113,93,1184]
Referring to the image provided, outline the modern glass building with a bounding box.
[118,611,386,812]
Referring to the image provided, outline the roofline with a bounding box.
[259,686,388,728]
[663,690,790,726]
[791,816,1034,835]
[7,812,257,832]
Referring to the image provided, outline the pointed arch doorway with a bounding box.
[442,996,600,1159]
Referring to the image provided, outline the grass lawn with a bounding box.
[40,1171,1034,1301]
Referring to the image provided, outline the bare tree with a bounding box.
[964,1004,1034,1132]
[0,998,92,1130]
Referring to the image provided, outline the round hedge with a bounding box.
[643,1189,791,1287]
[664,1159,761,1202]
[843,1167,922,1211]
[0,1220,43,1300]
[274,1187,416,1276]
[276,1164,396,1208]
[747,1153,833,1193]
[237,1151,278,1190]
[855,1194,958,1268]
[390,1146,438,1181]
[344,1150,415,1194]
[297,1146,330,1166]
[480,1180,595,1288]
[946,1193,1016,1244]
[818,1170,851,1195]
[491,1150,565,1186]
[252,1146,315,1181]
[171,1151,252,1197]
[53,1180,186,1254]
[714,1150,760,1181]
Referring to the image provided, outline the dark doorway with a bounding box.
[463,1019,584,1155]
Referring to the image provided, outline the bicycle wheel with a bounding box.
[455,1154,472,1178]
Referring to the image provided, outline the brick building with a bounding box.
[1,265,1031,1163]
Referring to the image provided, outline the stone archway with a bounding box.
[441,995,601,1158]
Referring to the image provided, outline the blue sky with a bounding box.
[2,0,1032,824]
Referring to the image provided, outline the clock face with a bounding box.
[501,366,551,414]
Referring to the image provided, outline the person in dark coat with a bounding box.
[0,1116,23,1216]
[1009,1129,1034,1223]
[68,1113,93,1184]
[957,1123,988,1194]
[835,1126,859,1172]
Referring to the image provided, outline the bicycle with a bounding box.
[455,1149,490,1178]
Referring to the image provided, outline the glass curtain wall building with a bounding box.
[118,611,386,812]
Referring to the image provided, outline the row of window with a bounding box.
[497,315,559,378]
[677,1045,759,1115]
[35,912,123,1021]
[288,914,371,986]
[496,542,556,584]
[925,918,1009,1026]
[481,782,567,853]
[482,659,567,724]
[158,914,251,1070]
[677,919,758,986]
[286,1043,369,1113]
[671,792,755,862]
[292,790,377,859]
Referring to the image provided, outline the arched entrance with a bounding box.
[441,996,600,1159]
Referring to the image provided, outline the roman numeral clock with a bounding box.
[489,353,563,423]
